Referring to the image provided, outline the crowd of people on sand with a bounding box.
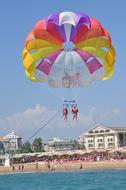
[1,151,124,173]
[12,164,24,172]
[9,160,83,173]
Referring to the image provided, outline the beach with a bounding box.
[1,160,126,174]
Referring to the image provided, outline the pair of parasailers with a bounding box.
[63,106,79,120]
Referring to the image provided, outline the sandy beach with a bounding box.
[1,160,126,174]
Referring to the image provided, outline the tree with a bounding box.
[32,138,44,152]
[16,142,33,154]
[73,140,83,150]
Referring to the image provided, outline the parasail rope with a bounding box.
[4,107,61,163]
[26,108,61,142]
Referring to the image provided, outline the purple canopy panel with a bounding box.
[45,13,59,26]
[59,24,67,42]
[70,25,76,41]
[73,12,91,28]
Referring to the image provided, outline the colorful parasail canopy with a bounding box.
[22,11,115,88]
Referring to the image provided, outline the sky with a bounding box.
[0,0,126,142]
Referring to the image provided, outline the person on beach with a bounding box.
[80,163,82,169]
[72,106,79,120]
[47,161,51,170]
[18,165,21,171]
[12,165,15,172]
[21,164,24,172]
[36,163,38,170]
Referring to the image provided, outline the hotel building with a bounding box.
[79,125,126,150]
[44,138,75,152]
[0,131,22,154]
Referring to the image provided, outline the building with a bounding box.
[44,138,75,152]
[0,138,4,154]
[2,131,22,153]
[78,124,126,150]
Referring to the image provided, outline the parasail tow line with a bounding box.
[4,108,61,165]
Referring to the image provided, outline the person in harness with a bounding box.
[63,107,68,120]
[72,106,79,120]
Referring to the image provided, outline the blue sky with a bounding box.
[0,0,126,141]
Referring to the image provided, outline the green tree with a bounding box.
[73,140,83,150]
[16,142,33,154]
[32,138,44,152]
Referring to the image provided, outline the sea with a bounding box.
[0,169,126,190]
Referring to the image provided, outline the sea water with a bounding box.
[0,169,126,190]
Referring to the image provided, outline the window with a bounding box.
[88,144,94,147]
[108,138,113,142]
[98,143,104,147]
[105,130,110,132]
[100,130,104,133]
[108,143,114,147]
[95,131,99,133]
[89,131,93,133]
[97,139,103,142]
